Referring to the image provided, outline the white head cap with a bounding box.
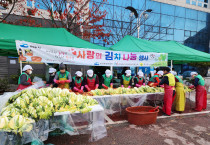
[157,71,163,76]
[49,68,56,73]
[190,72,198,76]
[105,69,111,75]
[170,71,177,76]
[23,65,33,71]
[75,71,83,77]
[137,71,144,77]
[125,70,131,75]
[87,69,94,77]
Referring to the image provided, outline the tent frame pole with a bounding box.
[171,60,173,71]
[20,60,22,74]
[110,66,113,75]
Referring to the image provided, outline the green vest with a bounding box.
[175,76,183,84]
[18,72,30,85]
[149,75,158,82]
[57,71,69,79]
[195,75,205,86]
[102,74,113,87]
[73,76,83,84]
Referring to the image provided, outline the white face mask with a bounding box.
[126,74,131,77]
[106,74,111,78]
[88,74,93,77]
[29,71,32,74]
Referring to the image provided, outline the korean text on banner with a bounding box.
[16,40,168,67]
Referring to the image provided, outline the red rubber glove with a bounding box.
[65,80,70,83]
[60,80,65,84]
[85,85,91,92]
[54,79,60,84]
[189,85,194,89]
[78,90,83,94]
[102,84,108,89]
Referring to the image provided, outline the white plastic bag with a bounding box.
[0,92,19,111]
[33,77,43,82]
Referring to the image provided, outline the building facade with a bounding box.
[91,0,210,53]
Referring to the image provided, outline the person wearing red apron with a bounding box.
[190,72,207,111]
[84,69,99,92]
[148,71,163,87]
[17,65,34,90]
[102,69,113,89]
[54,63,71,89]
[134,71,145,87]
[71,71,84,93]
[159,67,175,116]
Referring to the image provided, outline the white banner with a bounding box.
[16,40,168,67]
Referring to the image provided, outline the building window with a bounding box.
[204,0,208,3]
[191,1,196,5]
[198,3,202,7]
[186,0,191,4]
[204,4,208,8]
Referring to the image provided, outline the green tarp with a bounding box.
[110,35,210,64]
[0,23,108,56]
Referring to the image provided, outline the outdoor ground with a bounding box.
[45,114,210,145]
[44,92,210,145]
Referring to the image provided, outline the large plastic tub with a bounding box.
[126,106,159,125]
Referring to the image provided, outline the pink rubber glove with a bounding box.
[110,83,113,88]
[143,83,145,86]
[128,86,131,89]
[54,79,60,84]
[121,85,124,88]
[81,86,84,91]
[65,80,70,83]
[73,87,79,92]
[160,85,164,88]
[85,85,91,92]
[95,84,99,89]
[136,84,141,87]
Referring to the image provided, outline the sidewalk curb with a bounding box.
[105,111,210,126]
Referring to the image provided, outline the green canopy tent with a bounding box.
[110,35,210,64]
[0,23,108,57]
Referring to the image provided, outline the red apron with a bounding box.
[195,85,207,111]
[162,84,174,115]
[137,77,144,86]
[17,78,32,90]
[75,78,82,90]
[87,77,96,90]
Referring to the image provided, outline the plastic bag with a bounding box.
[0,132,23,145]
[0,92,19,112]
[33,77,43,82]
[28,81,45,89]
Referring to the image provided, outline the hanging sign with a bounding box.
[16,40,168,67]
